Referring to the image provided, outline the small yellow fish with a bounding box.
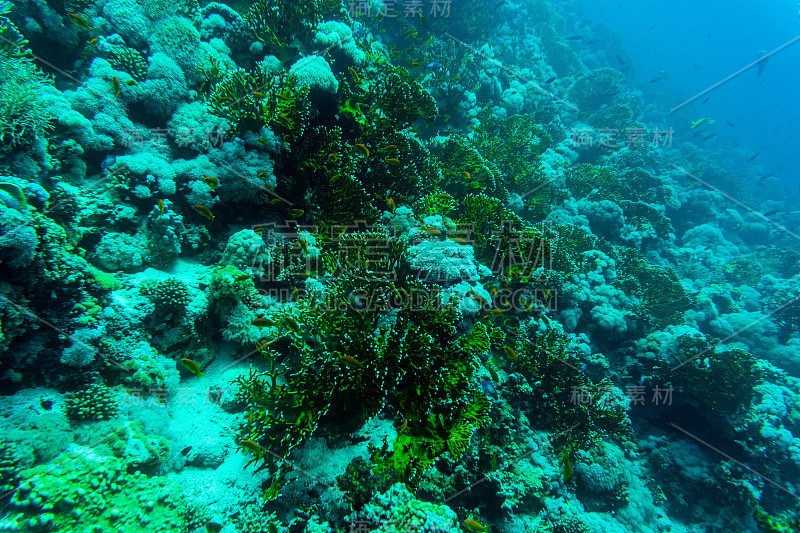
[399,418,408,434]
[257,138,270,145]
[296,238,308,253]
[467,290,488,307]
[562,451,573,482]
[691,118,714,129]
[328,153,339,162]
[462,170,471,181]
[385,158,401,165]
[450,237,468,245]
[88,37,99,45]
[126,80,137,86]
[355,143,370,157]
[411,61,422,67]
[503,345,517,361]
[202,176,218,190]
[158,199,164,215]
[348,66,361,82]
[288,209,304,219]
[276,114,293,127]
[387,197,396,214]
[194,204,215,221]
[284,316,300,335]
[112,76,120,97]
[234,274,250,282]
[276,93,289,101]
[420,227,442,235]
[254,227,265,234]
[485,362,499,382]
[258,171,270,178]
[380,144,398,152]
[68,12,92,30]
[270,198,282,205]
[240,439,263,457]
[329,174,342,184]
[251,91,266,98]
[181,358,205,379]
[464,519,487,532]
[435,193,452,201]
[252,317,276,328]
[341,355,364,368]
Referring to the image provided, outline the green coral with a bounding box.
[209,265,261,305]
[0,4,30,58]
[665,333,763,416]
[470,112,560,218]
[0,438,21,496]
[618,200,674,239]
[430,134,504,201]
[0,52,55,149]
[550,225,691,331]
[548,515,596,533]
[762,275,800,339]
[371,65,438,130]
[64,382,119,422]
[236,232,493,495]
[567,68,625,112]
[615,248,692,328]
[336,456,394,509]
[103,420,171,472]
[139,277,191,314]
[244,0,338,62]
[207,68,310,138]
[619,167,673,205]
[755,507,800,533]
[10,451,188,532]
[100,44,148,81]
[565,164,622,201]
[516,324,631,450]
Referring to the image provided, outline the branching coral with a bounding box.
[244,0,341,64]
[566,164,622,201]
[139,277,191,315]
[207,67,310,138]
[0,52,55,149]
[514,323,631,450]
[235,231,493,497]
[64,382,119,422]
[664,332,763,416]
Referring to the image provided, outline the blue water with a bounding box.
[583,0,800,198]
